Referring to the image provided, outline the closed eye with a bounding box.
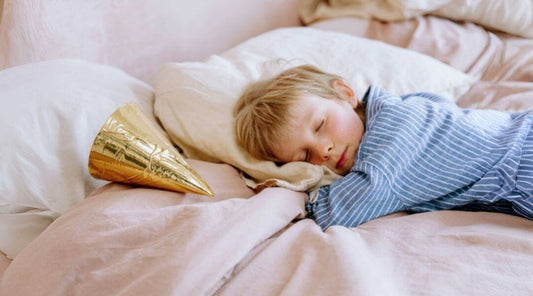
[315,119,325,132]
[305,119,324,162]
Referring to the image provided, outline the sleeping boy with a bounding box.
[233,64,533,230]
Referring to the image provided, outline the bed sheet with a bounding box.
[311,16,533,112]
[2,13,533,296]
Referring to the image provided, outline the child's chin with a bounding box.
[334,167,350,176]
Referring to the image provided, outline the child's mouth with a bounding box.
[335,148,347,170]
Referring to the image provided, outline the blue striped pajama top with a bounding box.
[306,85,533,230]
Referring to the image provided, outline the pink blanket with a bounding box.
[2,181,532,295]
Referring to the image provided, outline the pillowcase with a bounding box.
[0,59,155,258]
[299,0,533,38]
[155,27,474,193]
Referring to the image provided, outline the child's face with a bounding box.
[271,82,364,176]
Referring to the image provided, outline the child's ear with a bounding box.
[331,79,358,108]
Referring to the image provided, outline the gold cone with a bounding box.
[88,104,214,197]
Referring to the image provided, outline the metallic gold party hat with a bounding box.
[88,104,214,197]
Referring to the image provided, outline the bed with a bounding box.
[1,0,532,295]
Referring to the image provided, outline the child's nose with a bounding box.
[313,141,333,163]
[322,145,333,160]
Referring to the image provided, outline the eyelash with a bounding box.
[305,119,325,162]
[315,119,325,132]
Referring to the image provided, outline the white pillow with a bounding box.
[155,27,473,193]
[0,59,154,258]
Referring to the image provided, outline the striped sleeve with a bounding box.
[306,165,403,230]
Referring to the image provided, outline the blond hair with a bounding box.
[233,64,363,161]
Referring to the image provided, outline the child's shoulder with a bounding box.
[362,85,395,102]
[364,85,453,105]
[362,85,401,123]
[362,85,403,108]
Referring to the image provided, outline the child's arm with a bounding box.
[306,167,404,230]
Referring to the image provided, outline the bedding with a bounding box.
[1,0,533,295]
[300,0,533,38]
[310,16,533,112]
[2,180,532,295]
